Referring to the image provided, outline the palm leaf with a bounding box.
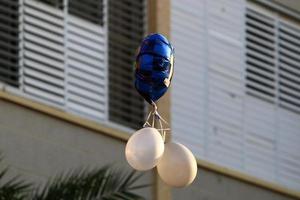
[0,154,31,200]
[0,151,150,200]
[32,165,150,200]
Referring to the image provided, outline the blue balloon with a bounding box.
[135,33,174,104]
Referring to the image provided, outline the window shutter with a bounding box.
[0,0,20,87]
[245,6,300,114]
[245,8,277,102]
[278,109,300,188]
[171,0,300,190]
[205,0,246,169]
[244,4,300,188]
[172,0,246,168]
[244,7,277,181]
[108,0,146,129]
[244,96,277,181]
[19,0,108,119]
[69,0,103,25]
[278,21,300,113]
[66,0,107,120]
[22,0,65,106]
[171,0,207,156]
[36,0,63,9]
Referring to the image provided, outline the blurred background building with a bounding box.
[171,0,300,191]
[0,0,299,199]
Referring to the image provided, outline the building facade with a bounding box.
[0,0,299,199]
[171,0,300,192]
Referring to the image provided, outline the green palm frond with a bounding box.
[32,165,150,200]
[0,155,31,200]
[0,151,149,200]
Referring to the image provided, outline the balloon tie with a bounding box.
[143,102,170,141]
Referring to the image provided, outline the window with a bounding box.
[0,0,147,129]
[278,21,300,113]
[0,0,107,120]
[36,0,63,9]
[69,0,104,25]
[22,0,66,106]
[245,6,300,114]
[171,0,300,190]
[0,0,19,87]
[108,0,146,129]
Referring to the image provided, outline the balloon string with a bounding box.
[143,111,152,127]
[142,102,170,140]
[154,111,169,126]
[151,102,155,127]
[152,114,155,127]
[158,115,165,141]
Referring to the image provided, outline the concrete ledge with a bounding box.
[197,158,300,199]
[0,90,299,199]
[0,90,130,142]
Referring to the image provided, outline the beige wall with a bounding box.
[0,97,299,200]
[172,167,295,200]
[0,99,153,199]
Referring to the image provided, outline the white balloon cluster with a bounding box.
[125,127,197,187]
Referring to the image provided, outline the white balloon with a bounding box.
[157,142,197,187]
[125,127,164,171]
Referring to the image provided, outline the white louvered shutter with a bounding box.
[244,5,277,182]
[19,0,108,120]
[244,96,277,181]
[171,0,207,156]
[278,21,300,113]
[244,4,300,187]
[245,8,276,102]
[205,0,246,169]
[171,0,246,169]
[1,0,147,127]
[108,0,146,129]
[171,0,300,190]
[66,0,107,120]
[22,0,65,106]
[0,0,20,87]
[278,109,300,189]
[277,19,300,189]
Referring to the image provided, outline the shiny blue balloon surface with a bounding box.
[135,33,174,104]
